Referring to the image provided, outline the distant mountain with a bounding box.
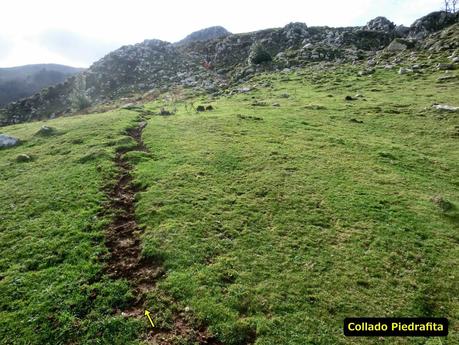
[175,26,231,45]
[0,64,84,106]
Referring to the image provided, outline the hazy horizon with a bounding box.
[0,0,444,68]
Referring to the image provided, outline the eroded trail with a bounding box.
[105,118,220,344]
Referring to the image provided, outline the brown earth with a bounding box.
[104,118,221,344]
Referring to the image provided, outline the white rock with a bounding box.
[432,104,459,112]
[398,67,413,75]
[387,40,407,52]
[237,87,251,93]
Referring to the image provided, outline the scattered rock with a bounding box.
[437,74,458,82]
[437,63,455,71]
[237,87,251,93]
[251,100,268,107]
[358,69,375,76]
[345,96,357,101]
[304,104,326,110]
[398,67,413,75]
[16,154,32,162]
[35,126,57,136]
[452,57,459,64]
[279,93,290,98]
[237,114,263,121]
[0,134,20,148]
[205,105,214,111]
[272,103,281,107]
[350,118,364,124]
[387,40,407,52]
[121,103,136,109]
[1,10,458,128]
[432,104,459,112]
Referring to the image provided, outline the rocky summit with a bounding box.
[0,11,458,126]
[175,26,231,45]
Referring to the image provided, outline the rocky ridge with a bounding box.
[1,11,458,126]
[174,26,231,46]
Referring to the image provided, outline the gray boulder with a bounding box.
[16,154,32,162]
[409,11,459,39]
[395,25,410,37]
[0,134,20,148]
[437,63,455,70]
[364,17,396,32]
[399,67,413,75]
[432,104,459,112]
[35,125,57,136]
[283,22,309,42]
[387,38,416,51]
[387,40,408,51]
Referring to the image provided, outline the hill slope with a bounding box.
[1,11,457,127]
[0,64,84,106]
[1,57,458,344]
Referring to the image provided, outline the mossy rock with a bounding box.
[16,154,33,163]
[35,126,58,137]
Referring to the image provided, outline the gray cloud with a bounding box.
[37,30,122,66]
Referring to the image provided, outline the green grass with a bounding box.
[0,64,458,344]
[0,110,145,344]
[137,66,458,344]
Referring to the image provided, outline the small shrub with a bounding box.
[248,42,272,65]
[159,108,173,116]
[70,74,92,111]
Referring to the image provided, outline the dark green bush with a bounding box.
[248,42,272,65]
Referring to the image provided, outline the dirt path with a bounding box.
[105,117,220,344]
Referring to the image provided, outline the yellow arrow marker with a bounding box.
[144,310,155,328]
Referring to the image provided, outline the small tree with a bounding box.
[248,42,272,65]
[444,0,450,12]
[70,74,91,111]
[444,0,458,12]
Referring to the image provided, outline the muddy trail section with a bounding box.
[105,117,221,344]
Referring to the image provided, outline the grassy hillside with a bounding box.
[1,64,458,344]
[0,111,145,344]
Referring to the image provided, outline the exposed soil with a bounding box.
[105,118,221,344]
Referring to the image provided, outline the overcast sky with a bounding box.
[0,0,443,68]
